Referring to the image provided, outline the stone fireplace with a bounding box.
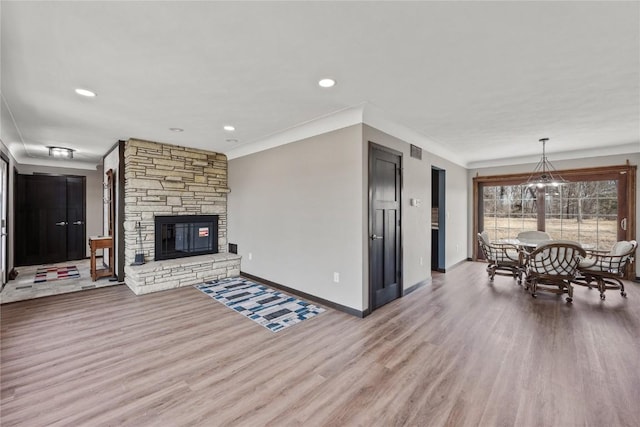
[123,139,240,295]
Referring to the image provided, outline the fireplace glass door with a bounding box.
[155,215,218,260]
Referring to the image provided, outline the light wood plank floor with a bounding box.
[1,262,639,426]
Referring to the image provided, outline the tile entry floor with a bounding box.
[0,259,123,304]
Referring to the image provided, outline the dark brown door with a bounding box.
[66,177,86,261]
[15,175,86,266]
[369,143,402,311]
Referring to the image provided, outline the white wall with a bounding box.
[361,125,431,306]
[361,125,468,300]
[229,123,469,313]
[228,125,365,311]
[468,152,640,276]
[15,163,103,258]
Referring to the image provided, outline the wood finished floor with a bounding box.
[1,262,639,426]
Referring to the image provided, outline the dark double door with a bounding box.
[16,175,86,266]
[369,143,402,311]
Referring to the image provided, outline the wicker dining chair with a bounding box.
[523,240,586,303]
[576,240,637,300]
[477,231,523,283]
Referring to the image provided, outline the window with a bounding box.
[474,165,636,276]
[481,181,619,250]
[545,180,618,250]
[482,184,537,242]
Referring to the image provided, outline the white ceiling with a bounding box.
[1,1,638,170]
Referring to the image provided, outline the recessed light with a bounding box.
[225,138,238,143]
[75,88,96,97]
[318,78,336,88]
[169,127,184,132]
[223,125,236,132]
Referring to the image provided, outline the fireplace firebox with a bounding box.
[154,215,218,261]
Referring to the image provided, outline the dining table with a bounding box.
[498,239,594,251]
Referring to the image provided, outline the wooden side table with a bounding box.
[89,236,114,281]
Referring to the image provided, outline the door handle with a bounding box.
[72,221,84,225]
[621,217,627,231]
[55,221,68,226]
[370,234,383,240]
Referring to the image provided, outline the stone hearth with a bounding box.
[125,253,241,295]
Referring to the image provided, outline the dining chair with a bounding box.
[523,240,586,303]
[576,240,637,300]
[477,231,523,283]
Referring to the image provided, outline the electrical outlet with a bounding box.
[456,244,459,253]
[248,252,253,260]
[333,272,340,283]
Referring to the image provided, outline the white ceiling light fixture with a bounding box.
[523,138,568,188]
[48,146,74,159]
[169,127,184,132]
[318,78,336,88]
[74,88,96,97]
[223,125,236,131]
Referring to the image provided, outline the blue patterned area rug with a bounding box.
[195,277,326,332]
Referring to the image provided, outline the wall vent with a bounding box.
[410,144,422,160]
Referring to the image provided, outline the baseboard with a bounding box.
[403,278,431,296]
[239,274,435,318]
[240,271,367,318]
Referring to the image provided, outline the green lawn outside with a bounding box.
[483,216,617,250]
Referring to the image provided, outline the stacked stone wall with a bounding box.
[123,139,229,266]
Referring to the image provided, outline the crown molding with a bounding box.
[361,103,465,167]
[225,102,467,167]
[225,105,365,160]
[467,142,640,169]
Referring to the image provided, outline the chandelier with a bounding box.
[524,138,567,188]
